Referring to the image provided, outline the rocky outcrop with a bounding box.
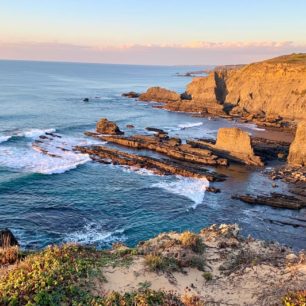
[139,87,181,103]
[188,128,263,166]
[288,121,306,166]
[96,118,124,135]
[0,229,19,248]
[84,132,228,167]
[232,193,306,210]
[75,145,225,181]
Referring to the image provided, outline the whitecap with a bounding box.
[178,122,203,129]
[0,134,103,175]
[0,135,12,144]
[152,176,209,209]
[236,123,265,132]
[16,128,57,139]
[65,223,125,245]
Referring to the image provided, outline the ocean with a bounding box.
[0,60,305,249]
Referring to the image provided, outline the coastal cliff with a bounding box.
[131,53,306,122]
[187,53,306,120]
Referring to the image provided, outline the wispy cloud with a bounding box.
[1,41,306,65]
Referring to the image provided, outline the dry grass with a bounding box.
[0,246,20,265]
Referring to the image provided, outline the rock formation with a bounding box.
[128,54,306,123]
[96,118,124,135]
[139,87,181,103]
[0,229,19,248]
[188,128,263,166]
[288,121,306,166]
[215,128,263,166]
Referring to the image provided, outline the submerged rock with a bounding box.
[288,121,306,166]
[0,229,19,248]
[96,118,124,135]
[122,91,140,98]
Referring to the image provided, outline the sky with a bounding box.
[1,0,306,65]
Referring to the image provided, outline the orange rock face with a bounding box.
[96,118,124,135]
[139,87,181,103]
[214,128,263,166]
[288,121,306,166]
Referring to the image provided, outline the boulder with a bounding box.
[0,229,19,248]
[96,118,124,135]
[139,87,181,103]
[288,121,306,166]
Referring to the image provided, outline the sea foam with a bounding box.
[65,223,125,246]
[178,122,203,129]
[152,176,209,209]
[0,131,104,175]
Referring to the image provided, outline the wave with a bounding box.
[0,135,12,144]
[16,128,57,138]
[152,176,209,209]
[65,223,125,246]
[0,128,56,144]
[0,132,104,175]
[178,122,203,129]
[236,123,265,132]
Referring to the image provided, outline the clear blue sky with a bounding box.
[1,0,306,64]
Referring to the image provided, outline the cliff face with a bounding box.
[185,54,306,120]
[288,121,306,166]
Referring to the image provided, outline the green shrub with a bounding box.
[0,244,103,305]
[144,254,180,272]
[202,272,213,281]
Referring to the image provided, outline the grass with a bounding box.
[0,246,21,265]
[267,53,306,64]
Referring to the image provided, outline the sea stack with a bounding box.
[288,121,306,166]
[215,127,263,166]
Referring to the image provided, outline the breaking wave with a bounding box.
[152,176,209,209]
[178,122,203,129]
[65,223,125,246]
[0,129,104,174]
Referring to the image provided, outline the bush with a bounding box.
[179,231,205,253]
[0,246,20,265]
[202,272,213,281]
[144,254,180,272]
[103,289,186,305]
[0,244,103,305]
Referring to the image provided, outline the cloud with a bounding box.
[1,41,306,65]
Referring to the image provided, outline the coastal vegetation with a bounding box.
[0,224,305,305]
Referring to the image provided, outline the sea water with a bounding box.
[0,60,305,249]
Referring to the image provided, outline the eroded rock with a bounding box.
[288,121,306,166]
[96,118,124,135]
[139,87,181,103]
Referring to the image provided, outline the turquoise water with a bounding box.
[0,60,305,249]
